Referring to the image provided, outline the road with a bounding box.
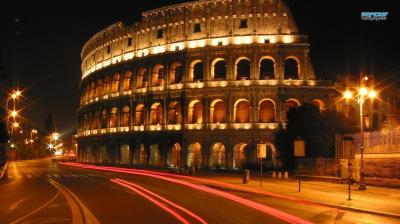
[0,159,398,224]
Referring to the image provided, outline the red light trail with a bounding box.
[62,162,312,224]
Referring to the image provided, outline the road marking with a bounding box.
[9,191,61,224]
[26,174,33,178]
[48,178,100,224]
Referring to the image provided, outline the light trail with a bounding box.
[112,178,207,224]
[111,178,191,224]
[62,162,312,224]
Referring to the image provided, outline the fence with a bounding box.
[348,131,400,154]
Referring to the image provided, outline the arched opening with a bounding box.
[111,73,120,93]
[93,110,100,129]
[266,143,276,169]
[259,99,276,123]
[84,84,90,101]
[103,76,110,95]
[122,71,132,91]
[109,107,118,128]
[89,81,95,99]
[236,58,251,80]
[152,65,164,87]
[234,100,250,123]
[312,99,326,112]
[96,79,103,97]
[188,100,203,124]
[169,62,184,84]
[284,99,300,121]
[136,68,148,89]
[167,143,181,167]
[233,143,247,169]
[99,145,107,164]
[119,145,130,165]
[120,106,130,127]
[211,58,226,80]
[209,143,226,169]
[135,104,145,126]
[167,101,182,124]
[259,58,275,79]
[101,109,108,128]
[284,58,299,80]
[150,103,163,125]
[149,144,162,166]
[187,143,202,168]
[190,60,204,82]
[138,144,147,165]
[210,100,226,123]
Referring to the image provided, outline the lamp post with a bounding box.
[343,79,377,191]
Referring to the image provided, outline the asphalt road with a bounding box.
[0,159,398,224]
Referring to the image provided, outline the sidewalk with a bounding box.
[190,171,400,218]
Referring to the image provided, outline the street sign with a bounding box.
[343,136,355,159]
[257,144,267,159]
[294,140,305,157]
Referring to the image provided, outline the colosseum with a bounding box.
[77,0,335,170]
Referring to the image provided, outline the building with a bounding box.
[77,0,335,170]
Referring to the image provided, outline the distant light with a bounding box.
[11,110,18,117]
[11,94,17,99]
[13,123,19,128]
[16,90,21,96]
[11,144,15,148]
[359,87,368,96]
[368,90,377,98]
[344,91,352,99]
[48,143,54,149]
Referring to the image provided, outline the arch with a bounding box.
[135,104,145,126]
[101,109,108,128]
[103,76,110,95]
[167,101,182,124]
[150,102,163,125]
[211,58,226,80]
[96,79,103,97]
[284,99,300,121]
[138,144,147,165]
[187,143,202,168]
[93,110,101,129]
[189,60,204,82]
[210,99,226,123]
[99,145,107,164]
[119,144,130,164]
[149,144,162,166]
[109,107,118,128]
[188,100,203,124]
[120,106,130,127]
[167,143,181,167]
[111,73,120,93]
[259,99,276,123]
[209,143,226,169]
[152,64,164,87]
[234,99,250,123]
[84,84,90,101]
[235,57,251,80]
[312,99,326,112]
[136,67,148,89]
[284,57,300,80]
[233,143,248,169]
[122,70,132,91]
[89,81,95,99]
[259,57,275,79]
[266,143,277,169]
[169,62,184,84]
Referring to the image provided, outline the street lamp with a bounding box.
[343,84,377,190]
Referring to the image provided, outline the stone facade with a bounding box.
[77,0,335,170]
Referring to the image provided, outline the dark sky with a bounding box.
[0,0,398,138]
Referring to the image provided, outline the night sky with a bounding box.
[0,0,398,139]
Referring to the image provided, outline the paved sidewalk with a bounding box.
[191,171,400,217]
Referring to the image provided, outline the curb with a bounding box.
[0,162,8,180]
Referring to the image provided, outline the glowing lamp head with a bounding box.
[11,110,18,117]
[368,90,377,98]
[364,76,369,81]
[359,87,368,96]
[16,91,21,96]
[11,94,17,99]
[48,143,54,149]
[344,90,353,99]
[13,123,19,128]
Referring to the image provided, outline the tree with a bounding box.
[275,103,354,169]
[0,108,8,165]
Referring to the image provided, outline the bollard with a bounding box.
[243,169,250,184]
[284,171,289,179]
[278,171,282,179]
[272,171,276,178]
[190,166,196,176]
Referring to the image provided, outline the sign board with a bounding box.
[294,140,305,157]
[257,144,267,159]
